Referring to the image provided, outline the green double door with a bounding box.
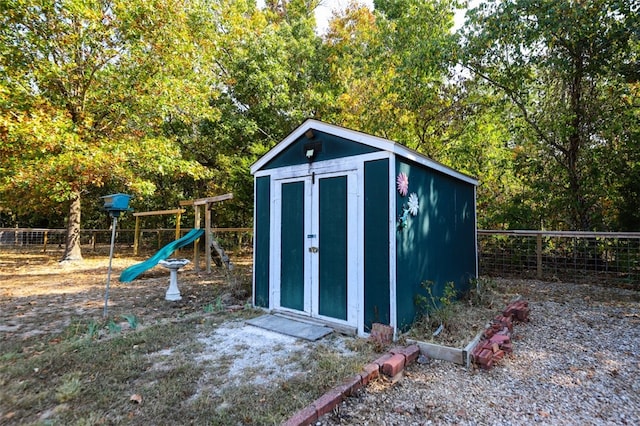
[278,172,355,324]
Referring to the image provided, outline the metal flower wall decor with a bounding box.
[397,172,419,230]
[396,172,409,196]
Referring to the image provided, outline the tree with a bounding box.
[324,0,462,148]
[174,0,328,226]
[462,0,639,230]
[0,0,213,260]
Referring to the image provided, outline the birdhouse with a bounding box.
[101,193,132,213]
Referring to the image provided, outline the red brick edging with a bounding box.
[283,344,421,426]
[470,299,530,370]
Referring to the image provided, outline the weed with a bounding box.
[121,314,139,329]
[107,320,121,334]
[62,318,90,341]
[86,320,100,339]
[415,280,458,331]
[214,296,224,311]
[55,372,83,402]
[466,276,498,308]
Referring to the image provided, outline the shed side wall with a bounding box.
[395,159,477,331]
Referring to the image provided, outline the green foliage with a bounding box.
[0,0,637,234]
[462,0,639,230]
[121,314,139,330]
[467,276,498,308]
[86,320,100,340]
[0,0,214,256]
[415,280,458,329]
[107,320,121,334]
[55,372,83,403]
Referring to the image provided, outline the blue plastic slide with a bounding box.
[119,228,205,283]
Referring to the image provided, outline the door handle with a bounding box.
[308,246,319,253]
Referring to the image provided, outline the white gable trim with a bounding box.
[250,119,478,186]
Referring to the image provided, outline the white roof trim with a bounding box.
[250,119,478,186]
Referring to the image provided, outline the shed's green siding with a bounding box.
[254,176,270,307]
[280,181,305,311]
[262,130,380,170]
[395,159,477,331]
[364,159,390,330]
[318,176,348,320]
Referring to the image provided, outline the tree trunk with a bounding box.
[61,191,83,262]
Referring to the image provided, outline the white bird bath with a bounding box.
[159,258,190,301]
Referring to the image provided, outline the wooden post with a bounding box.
[174,210,182,256]
[134,216,141,255]
[42,230,48,253]
[205,204,212,273]
[175,210,182,241]
[194,205,201,272]
[536,232,543,279]
[180,194,233,273]
[91,231,96,251]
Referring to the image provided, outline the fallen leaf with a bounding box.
[455,409,468,418]
[130,394,143,404]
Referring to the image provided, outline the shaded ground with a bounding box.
[0,251,378,425]
[0,250,251,340]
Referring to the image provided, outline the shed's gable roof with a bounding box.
[250,119,478,185]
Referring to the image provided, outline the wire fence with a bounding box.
[478,230,640,289]
[0,227,253,256]
[2,228,639,288]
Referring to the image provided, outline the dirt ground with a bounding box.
[5,249,637,424]
[0,250,376,425]
[0,250,253,341]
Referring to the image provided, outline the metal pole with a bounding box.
[104,214,118,318]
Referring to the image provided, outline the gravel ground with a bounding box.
[319,279,640,426]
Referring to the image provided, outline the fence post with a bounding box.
[536,232,543,279]
[133,217,140,256]
[194,205,201,272]
[43,230,48,253]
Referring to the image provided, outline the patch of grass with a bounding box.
[198,341,379,425]
[0,317,203,425]
[56,372,83,403]
[1,252,386,425]
[107,319,122,334]
[86,320,100,339]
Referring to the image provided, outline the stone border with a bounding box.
[283,345,420,426]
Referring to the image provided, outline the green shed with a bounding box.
[251,119,478,337]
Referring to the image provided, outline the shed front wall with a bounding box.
[363,158,391,331]
[394,158,477,331]
[254,149,392,336]
[253,175,270,308]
